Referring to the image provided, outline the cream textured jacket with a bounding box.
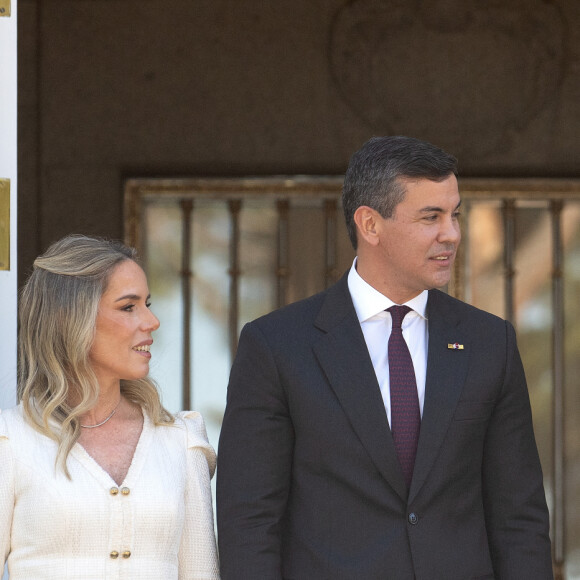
[0,405,220,579]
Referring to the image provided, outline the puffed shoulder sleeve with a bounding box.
[174,411,220,579]
[0,408,8,438]
[0,409,15,567]
[175,410,217,478]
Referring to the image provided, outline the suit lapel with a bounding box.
[312,276,408,501]
[409,289,470,502]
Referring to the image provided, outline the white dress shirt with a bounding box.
[347,259,428,425]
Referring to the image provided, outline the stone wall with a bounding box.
[18,0,580,282]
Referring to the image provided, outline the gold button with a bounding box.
[122,550,131,559]
[110,487,119,496]
[110,551,119,559]
[121,487,130,496]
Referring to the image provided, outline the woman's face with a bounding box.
[89,260,160,388]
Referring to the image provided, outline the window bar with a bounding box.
[502,200,516,323]
[277,200,290,308]
[449,199,469,303]
[180,199,193,411]
[461,200,471,304]
[228,200,242,359]
[324,199,338,288]
[551,200,565,580]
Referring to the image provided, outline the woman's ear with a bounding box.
[353,206,381,247]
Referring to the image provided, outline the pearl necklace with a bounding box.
[80,398,121,429]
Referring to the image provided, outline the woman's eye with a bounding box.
[122,304,135,312]
[146,302,152,309]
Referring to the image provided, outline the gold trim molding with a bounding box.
[0,0,11,17]
[0,178,10,271]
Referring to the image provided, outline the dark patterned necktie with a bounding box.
[387,305,421,488]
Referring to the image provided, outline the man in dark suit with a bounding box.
[217,136,553,579]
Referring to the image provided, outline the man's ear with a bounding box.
[353,206,381,247]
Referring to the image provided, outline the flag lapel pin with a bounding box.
[447,343,464,350]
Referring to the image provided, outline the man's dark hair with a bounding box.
[342,136,458,249]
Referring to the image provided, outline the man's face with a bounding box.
[373,174,461,303]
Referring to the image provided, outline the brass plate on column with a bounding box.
[0,1,11,17]
[0,179,9,271]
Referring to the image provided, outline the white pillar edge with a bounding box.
[1,5,17,575]
[0,1,18,411]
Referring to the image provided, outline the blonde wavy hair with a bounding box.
[18,234,174,478]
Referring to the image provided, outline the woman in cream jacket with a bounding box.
[0,234,220,579]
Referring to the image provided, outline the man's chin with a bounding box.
[429,275,453,290]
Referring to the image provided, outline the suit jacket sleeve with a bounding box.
[217,321,292,580]
[482,320,553,579]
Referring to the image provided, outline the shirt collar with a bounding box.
[347,258,428,323]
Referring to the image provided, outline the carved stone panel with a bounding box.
[329,0,567,156]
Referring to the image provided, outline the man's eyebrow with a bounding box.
[419,200,462,213]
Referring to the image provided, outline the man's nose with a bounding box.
[438,216,461,244]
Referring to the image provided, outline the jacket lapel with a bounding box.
[409,289,470,502]
[312,276,408,501]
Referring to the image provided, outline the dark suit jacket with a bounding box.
[217,275,552,580]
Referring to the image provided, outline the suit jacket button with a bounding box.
[408,512,419,525]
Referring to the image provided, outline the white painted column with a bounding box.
[0,0,17,412]
[0,1,17,575]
